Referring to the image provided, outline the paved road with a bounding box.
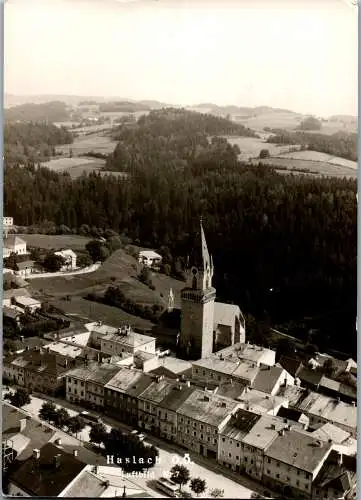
[26,263,101,280]
[7,389,273,499]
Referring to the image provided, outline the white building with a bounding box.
[3,236,27,258]
[14,296,41,314]
[100,326,156,356]
[54,249,77,270]
[138,250,162,268]
[3,217,13,237]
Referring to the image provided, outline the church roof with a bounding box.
[214,302,241,328]
[187,222,212,271]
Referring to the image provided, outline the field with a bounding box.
[224,135,292,161]
[278,150,358,169]
[55,133,118,156]
[250,157,357,178]
[18,234,91,250]
[40,156,106,178]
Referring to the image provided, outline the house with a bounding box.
[100,326,156,356]
[8,443,87,497]
[14,295,41,314]
[263,429,334,499]
[3,216,14,237]
[104,367,153,426]
[236,387,286,416]
[216,342,276,367]
[157,382,195,442]
[15,260,35,278]
[278,355,304,378]
[66,364,121,409]
[175,389,240,459]
[192,357,259,386]
[3,235,27,258]
[150,356,192,380]
[3,305,23,326]
[276,407,310,429]
[311,423,357,457]
[133,350,159,372]
[312,450,357,500]
[54,249,77,270]
[138,249,162,268]
[295,392,357,437]
[218,409,261,472]
[137,377,178,434]
[252,365,294,396]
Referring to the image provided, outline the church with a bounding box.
[154,221,245,360]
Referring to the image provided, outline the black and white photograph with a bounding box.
[2,0,358,498]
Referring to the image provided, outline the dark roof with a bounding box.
[297,367,323,387]
[277,407,306,422]
[10,442,86,497]
[157,308,181,329]
[3,306,22,319]
[230,409,261,432]
[314,450,357,492]
[159,385,195,411]
[2,403,56,460]
[16,260,35,270]
[278,356,304,377]
[253,365,284,394]
[216,380,247,399]
[186,222,212,271]
[124,373,154,398]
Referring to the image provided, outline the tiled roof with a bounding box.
[265,429,333,473]
[9,442,85,497]
[214,302,241,328]
[220,409,261,441]
[16,260,35,270]
[252,365,284,394]
[63,470,107,498]
[278,355,304,377]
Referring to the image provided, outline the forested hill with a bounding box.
[106,108,257,172]
[4,101,70,123]
[266,129,357,162]
[4,122,73,165]
[5,161,357,354]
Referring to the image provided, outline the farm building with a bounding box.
[55,249,77,270]
[138,250,162,268]
[15,260,35,278]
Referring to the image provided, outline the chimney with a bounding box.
[19,418,27,432]
[54,454,61,469]
[352,401,356,407]
[204,395,210,402]
[20,336,24,342]
[337,453,343,466]
[55,438,62,446]
[279,429,284,436]
[33,449,40,460]
[186,380,191,388]
[73,449,78,457]
[270,424,276,430]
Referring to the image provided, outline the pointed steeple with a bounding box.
[188,218,211,271]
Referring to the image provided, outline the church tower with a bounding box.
[179,220,216,360]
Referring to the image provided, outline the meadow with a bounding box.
[17,234,91,250]
[250,157,357,178]
[224,135,289,160]
[55,133,118,156]
[40,157,106,178]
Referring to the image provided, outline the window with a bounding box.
[195,369,198,373]
[218,376,221,381]
[276,474,280,479]
[267,469,270,474]
[297,471,300,476]
[245,457,248,462]
[277,462,280,468]
[229,453,232,458]
[236,456,239,460]
[194,431,197,436]
[287,477,290,482]
[250,460,253,465]
[296,481,299,486]
[267,458,271,463]
[214,439,217,444]
[201,434,204,439]
[200,424,204,430]
[237,443,239,447]
[222,438,225,442]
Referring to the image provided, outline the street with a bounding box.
[4,388,268,498]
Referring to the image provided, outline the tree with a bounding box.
[170,464,190,491]
[89,422,108,447]
[276,338,295,358]
[39,401,58,423]
[210,488,224,498]
[138,266,153,287]
[76,252,93,268]
[190,478,206,497]
[259,149,270,159]
[68,416,86,434]
[4,252,18,271]
[42,252,65,272]
[54,408,71,428]
[86,240,109,262]
[298,116,322,131]
[6,388,31,408]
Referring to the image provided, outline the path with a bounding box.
[26,262,101,280]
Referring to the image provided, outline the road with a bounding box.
[5,389,273,499]
[26,263,101,280]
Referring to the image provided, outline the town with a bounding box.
[2,216,357,499]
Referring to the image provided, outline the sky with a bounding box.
[4,0,358,116]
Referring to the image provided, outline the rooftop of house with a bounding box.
[62,469,108,498]
[66,364,121,385]
[216,380,247,400]
[311,423,351,445]
[44,341,84,359]
[216,342,274,364]
[297,392,357,431]
[86,322,119,336]
[105,367,152,397]
[134,350,157,362]
[9,337,47,353]
[55,249,77,258]
[102,329,155,348]
[252,365,286,394]
[232,360,260,382]
[237,388,286,414]
[94,466,155,498]
[277,406,307,423]
[16,260,35,270]
[242,414,302,450]
[159,356,192,375]
[318,376,357,400]
[158,384,196,412]
[220,409,261,441]
[297,367,324,386]
[3,235,26,247]
[3,287,31,300]
[313,450,356,492]
[176,389,239,427]
[9,442,86,497]
[14,295,40,307]
[138,378,176,404]
[139,249,162,259]
[5,349,72,378]
[61,330,92,347]
[193,357,239,376]
[265,429,333,473]
[3,305,23,319]
[213,302,241,327]
[277,385,307,407]
[278,355,304,377]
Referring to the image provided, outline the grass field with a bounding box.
[30,248,184,326]
[55,133,118,156]
[279,150,358,169]
[225,135,289,161]
[40,156,106,178]
[18,234,91,250]
[250,157,357,178]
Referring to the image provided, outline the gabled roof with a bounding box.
[214,302,241,328]
[253,365,285,394]
[16,260,35,270]
[297,367,323,386]
[3,235,26,247]
[278,355,304,377]
[9,442,85,497]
